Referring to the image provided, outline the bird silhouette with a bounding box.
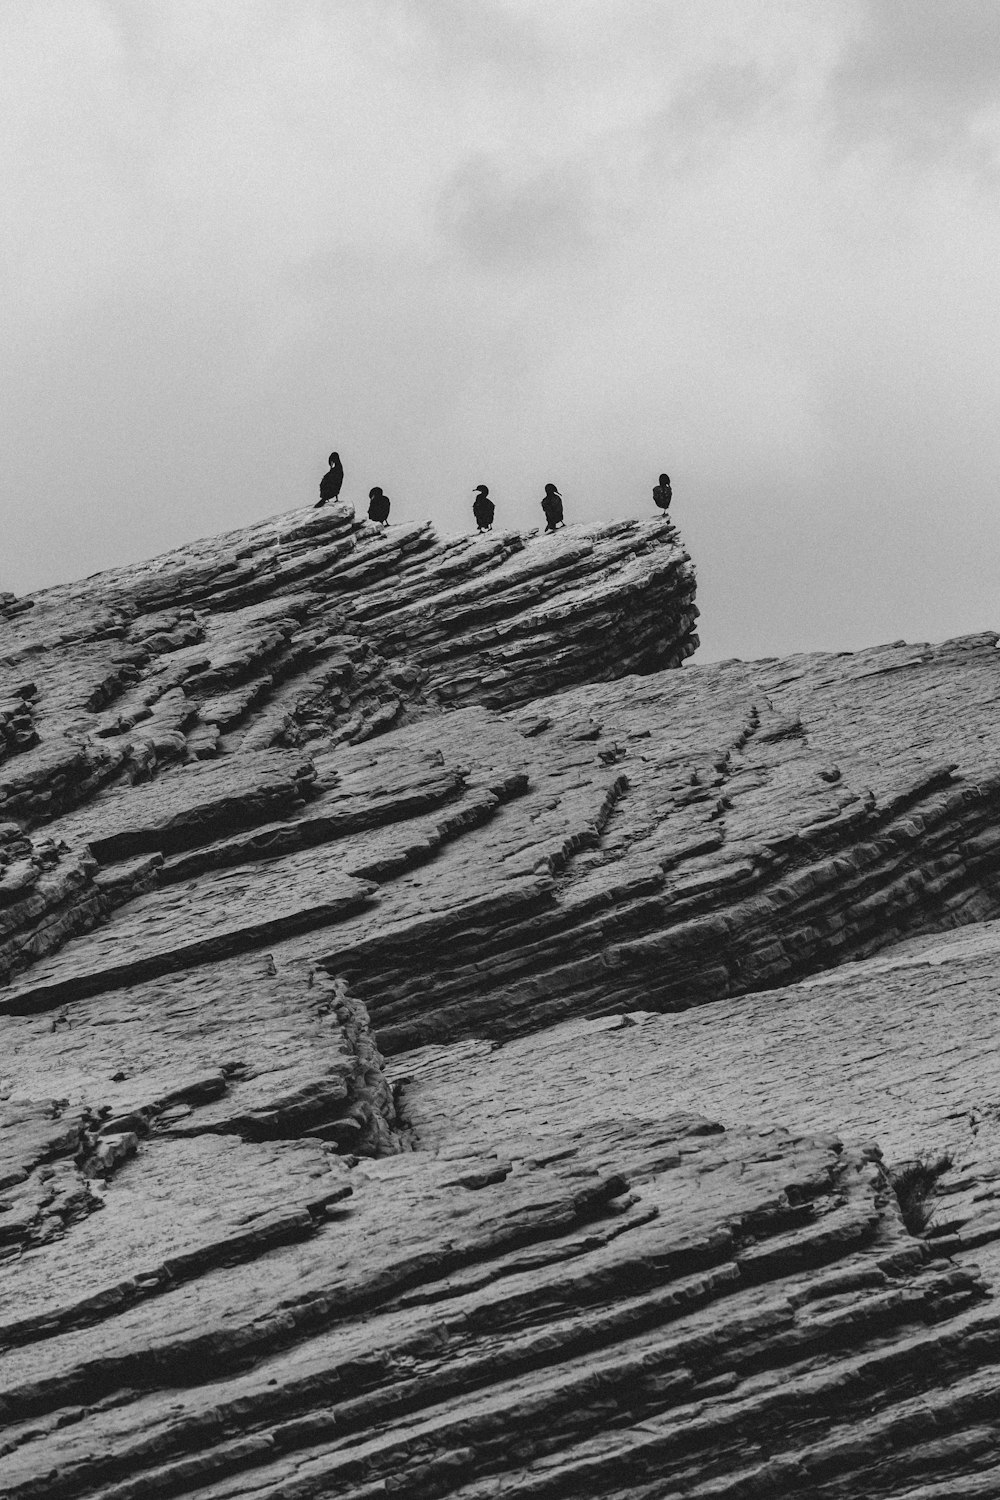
[473,485,495,532]
[653,473,672,511]
[368,487,391,525]
[541,483,564,533]
[315,452,344,508]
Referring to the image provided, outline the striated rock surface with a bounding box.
[3,502,1000,1497]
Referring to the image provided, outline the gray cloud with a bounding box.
[3,1,1000,666]
[437,153,598,269]
[838,0,1000,107]
[643,61,779,177]
[829,0,1000,163]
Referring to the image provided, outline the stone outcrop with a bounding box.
[3,501,1000,1497]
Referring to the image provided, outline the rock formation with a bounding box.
[2,501,1000,1497]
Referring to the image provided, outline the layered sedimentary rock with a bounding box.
[0,505,696,985]
[3,502,1000,1497]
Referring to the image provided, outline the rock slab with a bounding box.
[2,504,1000,1497]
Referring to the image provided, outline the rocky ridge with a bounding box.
[2,503,1000,1497]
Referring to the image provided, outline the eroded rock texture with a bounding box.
[2,502,1000,1498]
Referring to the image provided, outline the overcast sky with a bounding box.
[4,0,1000,661]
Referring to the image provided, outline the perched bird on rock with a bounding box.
[541,483,564,533]
[368,487,391,525]
[653,472,672,512]
[315,452,344,508]
[473,485,495,532]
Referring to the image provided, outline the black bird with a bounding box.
[653,472,672,511]
[473,485,495,532]
[540,483,564,533]
[368,487,391,526]
[315,452,344,508]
